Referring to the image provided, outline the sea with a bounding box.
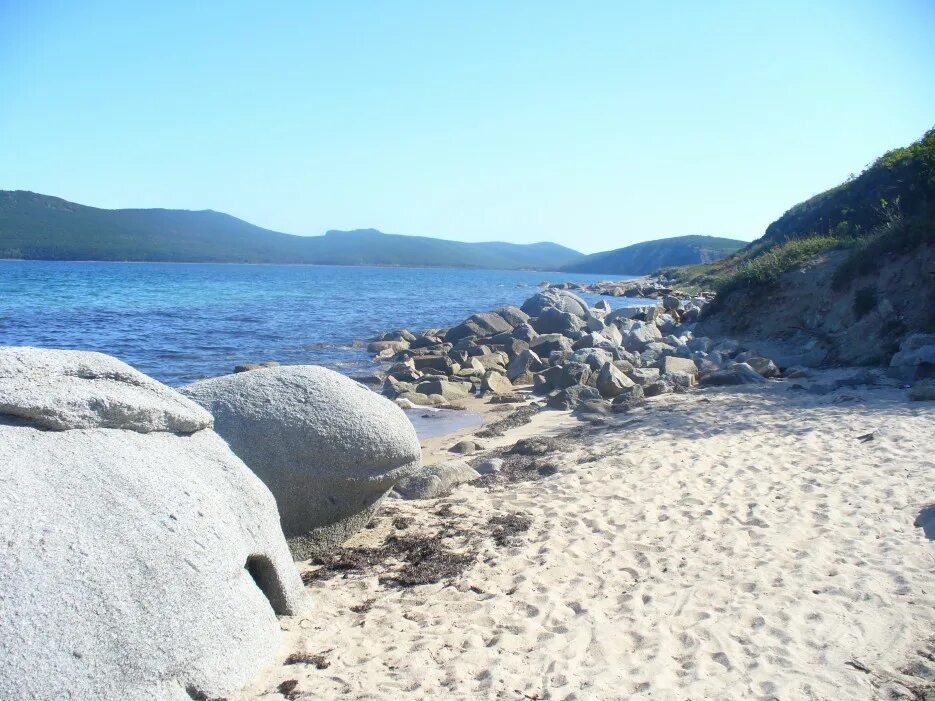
[0,260,643,389]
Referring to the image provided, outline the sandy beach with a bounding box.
[232,371,935,700]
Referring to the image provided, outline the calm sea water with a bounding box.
[0,261,639,386]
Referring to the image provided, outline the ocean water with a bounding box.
[0,260,642,386]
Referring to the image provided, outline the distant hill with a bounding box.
[0,191,583,270]
[559,235,746,275]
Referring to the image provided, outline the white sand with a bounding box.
[234,375,935,700]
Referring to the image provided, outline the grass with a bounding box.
[711,235,845,297]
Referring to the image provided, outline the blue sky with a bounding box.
[1,2,933,253]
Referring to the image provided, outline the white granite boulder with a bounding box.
[0,347,305,701]
[182,365,422,559]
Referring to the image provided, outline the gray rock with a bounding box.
[510,322,539,342]
[627,367,661,386]
[530,333,573,356]
[547,384,603,410]
[417,378,472,401]
[182,366,422,559]
[446,312,514,342]
[521,289,590,319]
[0,346,212,433]
[622,322,663,352]
[507,348,543,382]
[367,340,410,354]
[611,384,645,410]
[481,371,514,395]
[0,348,304,701]
[643,380,673,397]
[554,362,592,389]
[662,295,682,311]
[745,356,781,378]
[394,459,480,499]
[908,379,935,401]
[532,306,587,335]
[234,361,281,373]
[699,362,769,386]
[474,457,504,475]
[497,305,531,327]
[662,356,698,379]
[449,439,485,455]
[596,361,636,398]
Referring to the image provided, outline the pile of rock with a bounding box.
[366,287,784,413]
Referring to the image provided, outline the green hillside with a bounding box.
[665,126,935,294]
[559,235,745,275]
[0,191,583,270]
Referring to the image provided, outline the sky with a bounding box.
[1,2,933,254]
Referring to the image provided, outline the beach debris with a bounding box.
[489,513,532,546]
[856,432,875,442]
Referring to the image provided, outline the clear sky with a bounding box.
[1,2,933,253]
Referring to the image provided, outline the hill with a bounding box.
[559,235,745,275]
[668,126,935,365]
[0,191,583,270]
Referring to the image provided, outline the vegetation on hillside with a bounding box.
[560,235,745,276]
[0,191,584,270]
[663,126,935,296]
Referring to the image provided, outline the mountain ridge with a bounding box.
[0,191,583,270]
[559,234,746,275]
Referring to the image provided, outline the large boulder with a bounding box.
[700,362,769,386]
[889,334,935,381]
[507,348,543,382]
[521,289,590,319]
[0,347,304,701]
[182,366,422,559]
[622,322,663,351]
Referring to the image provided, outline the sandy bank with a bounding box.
[234,372,935,700]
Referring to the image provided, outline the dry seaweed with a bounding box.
[489,513,532,546]
[476,405,539,438]
[284,650,331,670]
[276,679,299,699]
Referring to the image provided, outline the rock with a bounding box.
[510,323,538,342]
[572,331,604,351]
[0,348,304,701]
[626,367,661,386]
[547,384,603,410]
[521,289,590,319]
[182,366,422,559]
[643,380,673,397]
[449,439,485,455]
[784,365,811,379]
[507,348,543,382]
[889,335,935,380]
[474,457,504,475]
[446,312,514,342]
[554,362,592,389]
[601,323,623,346]
[662,356,698,380]
[699,362,769,386]
[592,299,612,316]
[595,361,636,398]
[497,306,530,327]
[605,305,656,324]
[412,355,455,373]
[417,378,472,401]
[0,346,212,433]
[531,306,587,335]
[662,295,682,311]
[908,379,935,401]
[610,384,645,410]
[530,333,573,356]
[481,371,514,395]
[394,460,480,499]
[745,356,781,378]
[234,361,281,373]
[367,340,410,354]
[712,339,741,357]
[622,322,663,352]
